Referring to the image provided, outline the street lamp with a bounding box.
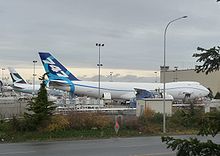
[163,16,187,133]
[1,68,5,82]
[154,71,158,83]
[110,72,113,82]
[33,60,37,96]
[96,43,104,105]
[174,66,178,82]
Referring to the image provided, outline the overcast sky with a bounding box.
[0,0,220,81]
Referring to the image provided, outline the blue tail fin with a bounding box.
[38,52,79,81]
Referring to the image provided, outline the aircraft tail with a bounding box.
[8,67,27,84]
[38,52,79,81]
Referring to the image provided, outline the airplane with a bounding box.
[38,52,210,102]
[8,67,40,94]
[8,67,63,97]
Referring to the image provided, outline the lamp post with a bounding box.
[1,68,5,82]
[33,60,37,96]
[96,43,104,105]
[163,16,187,133]
[154,71,158,83]
[174,66,178,82]
[110,72,113,82]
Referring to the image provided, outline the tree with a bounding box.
[162,111,220,156]
[162,46,220,155]
[214,92,220,99]
[193,46,220,74]
[24,73,56,131]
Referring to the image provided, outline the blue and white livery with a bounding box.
[39,52,210,101]
[8,67,63,97]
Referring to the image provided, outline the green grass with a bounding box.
[0,129,143,143]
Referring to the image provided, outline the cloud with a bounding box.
[0,0,219,74]
[78,74,157,83]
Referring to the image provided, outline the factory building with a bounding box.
[160,68,220,97]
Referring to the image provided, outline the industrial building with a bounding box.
[136,98,173,117]
[160,68,220,96]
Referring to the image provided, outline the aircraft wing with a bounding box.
[134,88,155,99]
[119,88,157,100]
[49,80,69,86]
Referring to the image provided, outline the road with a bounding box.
[0,135,219,156]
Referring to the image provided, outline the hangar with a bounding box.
[160,68,220,97]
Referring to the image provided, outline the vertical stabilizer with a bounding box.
[38,52,79,81]
[8,67,27,84]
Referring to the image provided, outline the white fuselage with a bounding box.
[38,52,210,101]
[67,81,209,100]
[12,83,63,96]
[12,83,40,94]
[13,80,209,101]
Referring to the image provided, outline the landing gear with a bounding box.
[183,93,191,103]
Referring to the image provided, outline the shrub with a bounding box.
[167,110,186,131]
[138,107,155,125]
[0,120,12,134]
[167,109,204,132]
[214,92,220,99]
[150,113,163,125]
[44,115,69,132]
[138,107,162,133]
[124,117,140,130]
[67,112,113,130]
[94,115,113,129]
[139,123,161,134]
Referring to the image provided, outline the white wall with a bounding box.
[136,98,172,117]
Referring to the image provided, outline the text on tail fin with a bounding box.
[39,52,79,81]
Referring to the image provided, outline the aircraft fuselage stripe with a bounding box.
[73,83,207,93]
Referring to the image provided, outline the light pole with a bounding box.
[163,16,187,133]
[33,60,37,96]
[1,68,5,82]
[96,43,104,105]
[154,71,158,83]
[110,72,113,82]
[174,66,178,82]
